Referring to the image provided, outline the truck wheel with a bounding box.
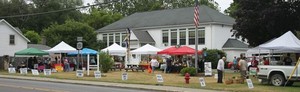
[270,74,286,86]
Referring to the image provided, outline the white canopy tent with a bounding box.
[47,41,77,53]
[258,31,300,53]
[101,43,126,56]
[131,44,161,54]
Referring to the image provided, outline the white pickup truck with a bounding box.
[257,65,300,86]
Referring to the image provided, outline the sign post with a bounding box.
[76,70,84,77]
[20,68,27,75]
[44,69,51,76]
[199,77,206,87]
[204,62,212,76]
[156,74,164,85]
[246,79,254,89]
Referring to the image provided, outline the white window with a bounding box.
[170,29,177,45]
[162,30,169,46]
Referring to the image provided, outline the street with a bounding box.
[0,78,154,92]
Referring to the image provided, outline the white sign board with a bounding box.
[199,77,206,87]
[94,71,101,79]
[76,70,84,77]
[52,69,57,73]
[246,79,254,89]
[20,68,27,75]
[44,69,51,76]
[31,69,39,75]
[249,67,257,75]
[122,72,128,80]
[204,62,212,76]
[156,74,164,83]
[8,67,16,73]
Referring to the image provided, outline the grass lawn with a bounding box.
[1,69,300,92]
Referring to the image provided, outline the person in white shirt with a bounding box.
[217,57,226,83]
[150,57,159,74]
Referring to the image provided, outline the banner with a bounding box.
[204,62,212,76]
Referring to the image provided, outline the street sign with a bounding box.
[77,42,83,50]
[246,79,254,89]
[20,68,27,75]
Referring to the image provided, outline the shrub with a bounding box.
[180,67,196,76]
[98,52,114,73]
[205,49,226,69]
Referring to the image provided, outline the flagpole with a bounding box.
[194,0,200,74]
[195,27,198,74]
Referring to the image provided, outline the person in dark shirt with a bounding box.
[283,53,293,65]
[166,57,172,73]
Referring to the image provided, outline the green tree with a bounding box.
[98,52,114,73]
[85,8,123,30]
[231,0,300,46]
[24,30,41,44]
[205,49,226,69]
[42,20,98,49]
[97,0,219,16]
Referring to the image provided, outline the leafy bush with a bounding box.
[205,49,226,69]
[180,67,196,76]
[99,52,114,73]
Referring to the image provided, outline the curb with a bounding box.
[0,75,183,92]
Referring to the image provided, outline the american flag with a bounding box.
[194,0,199,27]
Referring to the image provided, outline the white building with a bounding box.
[0,19,30,56]
[96,5,248,62]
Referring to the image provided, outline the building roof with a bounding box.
[97,5,235,32]
[0,19,30,42]
[222,38,249,48]
[132,30,155,43]
[28,44,51,50]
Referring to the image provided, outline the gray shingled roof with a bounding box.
[222,39,249,48]
[97,5,235,32]
[28,44,51,50]
[132,30,155,43]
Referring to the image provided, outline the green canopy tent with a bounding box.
[15,48,49,56]
[14,48,49,69]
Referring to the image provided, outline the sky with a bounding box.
[214,0,233,12]
[83,0,233,13]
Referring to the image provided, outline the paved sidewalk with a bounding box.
[0,75,225,92]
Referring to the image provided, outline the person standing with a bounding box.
[233,56,237,71]
[239,55,248,81]
[150,56,159,74]
[217,57,226,83]
[283,53,293,65]
[166,57,172,73]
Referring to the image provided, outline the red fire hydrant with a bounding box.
[184,73,190,84]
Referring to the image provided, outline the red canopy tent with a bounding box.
[157,46,202,55]
[157,46,177,54]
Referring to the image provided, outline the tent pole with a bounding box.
[97,54,99,71]
[87,54,90,76]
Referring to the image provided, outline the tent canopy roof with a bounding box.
[258,31,300,52]
[101,43,126,55]
[131,44,161,54]
[15,48,49,56]
[47,41,77,53]
[158,46,202,55]
[68,48,98,55]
